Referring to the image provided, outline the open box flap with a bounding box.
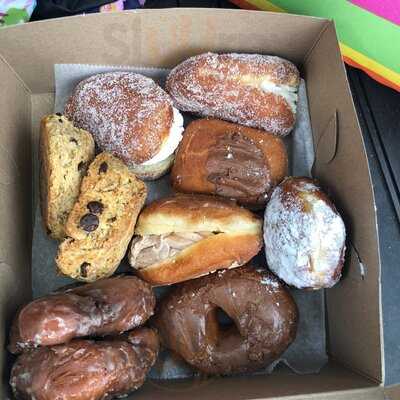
[0,56,33,396]
[304,21,382,382]
[0,9,328,93]
[0,8,385,398]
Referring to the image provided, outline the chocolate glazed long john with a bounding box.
[8,275,156,354]
[10,328,159,400]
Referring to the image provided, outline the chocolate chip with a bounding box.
[46,228,52,235]
[58,119,63,123]
[108,216,117,223]
[78,161,86,172]
[99,162,108,174]
[70,138,78,145]
[79,213,99,232]
[80,262,90,278]
[55,112,62,116]
[87,201,104,214]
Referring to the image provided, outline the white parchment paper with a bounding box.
[32,64,325,379]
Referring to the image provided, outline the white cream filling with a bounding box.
[260,80,298,114]
[141,107,184,166]
[130,232,213,269]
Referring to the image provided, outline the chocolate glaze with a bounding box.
[154,266,298,375]
[9,276,155,354]
[206,132,271,202]
[10,328,159,400]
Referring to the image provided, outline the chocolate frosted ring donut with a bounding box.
[154,266,298,375]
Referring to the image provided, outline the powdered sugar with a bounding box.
[64,71,174,165]
[260,275,280,289]
[129,314,144,327]
[17,372,31,384]
[264,178,346,289]
[166,52,300,136]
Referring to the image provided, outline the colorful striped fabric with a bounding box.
[0,0,36,26]
[230,0,400,92]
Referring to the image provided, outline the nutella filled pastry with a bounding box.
[166,52,300,136]
[9,276,155,354]
[171,119,288,207]
[264,177,346,289]
[154,266,298,375]
[10,328,159,400]
[65,71,184,180]
[129,195,262,285]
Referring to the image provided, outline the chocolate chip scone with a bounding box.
[56,153,147,282]
[40,114,95,240]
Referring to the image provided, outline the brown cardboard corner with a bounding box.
[313,110,338,169]
[385,384,400,400]
[303,19,332,65]
[0,52,31,96]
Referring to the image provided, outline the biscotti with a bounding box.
[56,152,147,282]
[40,114,95,240]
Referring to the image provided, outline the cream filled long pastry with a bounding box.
[166,52,300,136]
[128,195,262,285]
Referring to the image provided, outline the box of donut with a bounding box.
[0,8,389,400]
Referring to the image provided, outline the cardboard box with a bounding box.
[0,8,396,399]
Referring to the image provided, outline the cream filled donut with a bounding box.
[264,177,346,289]
[166,52,300,136]
[65,71,184,180]
[129,194,262,286]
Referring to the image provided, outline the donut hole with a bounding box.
[216,307,235,330]
[206,306,241,348]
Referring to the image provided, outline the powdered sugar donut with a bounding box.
[65,71,184,180]
[166,53,299,136]
[264,177,346,289]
